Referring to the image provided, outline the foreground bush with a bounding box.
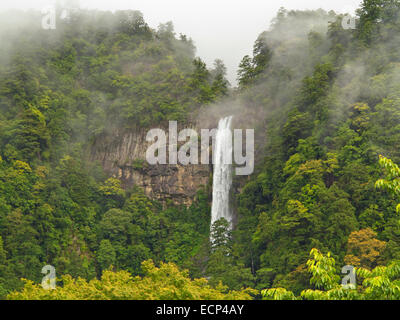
[7,260,256,300]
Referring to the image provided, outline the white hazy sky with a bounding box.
[0,0,362,84]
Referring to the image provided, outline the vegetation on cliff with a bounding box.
[3,0,400,300]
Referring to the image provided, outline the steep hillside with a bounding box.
[0,9,226,296]
[3,1,400,300]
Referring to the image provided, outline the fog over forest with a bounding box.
[2,0,400,304]
[0,0,362,84]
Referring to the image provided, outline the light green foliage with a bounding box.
[262,288,298,300]
[376,155,400,213]
[262,248,400,300]
[3,1,400,300]
[8,260,256,300]
[307,248,340,290]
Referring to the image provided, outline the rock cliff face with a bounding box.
[90,125,211,206]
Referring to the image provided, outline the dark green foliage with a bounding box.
[0,9,229,298]
[3,1,400,299]
[232,1,400,293]
[237,32,272,87]
[207,219,255,290]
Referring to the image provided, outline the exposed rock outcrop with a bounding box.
[90,125,211,206]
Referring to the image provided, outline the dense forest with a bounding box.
[2,0,400,300]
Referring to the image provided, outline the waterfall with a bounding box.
[210,116,234,234]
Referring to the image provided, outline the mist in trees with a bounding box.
[2,0,400,300]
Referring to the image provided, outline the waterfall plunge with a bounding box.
[210,116,234,233]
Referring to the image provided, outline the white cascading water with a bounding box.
[210,116,234,233]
